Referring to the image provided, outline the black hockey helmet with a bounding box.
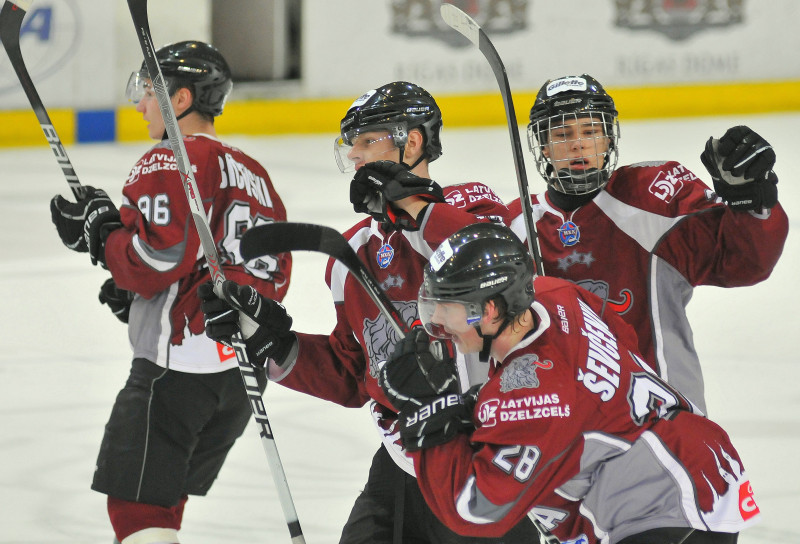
[335,81,443,171]
[127,40,233,117]
[418,223,534,341]
[527,74,620,194]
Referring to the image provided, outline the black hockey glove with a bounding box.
[198,280,295,368]
[379,328,473,451]
[700,125,778,211]
[98,277,134,324]
[350,160,445,229]
[378,328,460,413]
[398,386,478,452]
[50,186,122,267]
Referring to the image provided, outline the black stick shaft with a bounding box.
[440,4,545,277]
[0,0,85,199]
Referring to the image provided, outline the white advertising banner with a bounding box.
[0,0,115,109]
[303,0,800,97]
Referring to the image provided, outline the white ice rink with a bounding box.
[0,114,798,543]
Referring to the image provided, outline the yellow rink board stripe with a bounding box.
[1,79,798,147]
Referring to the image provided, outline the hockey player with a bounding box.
[379,222,762,543]
[49,41,291,544]
[508,74,788,413]
[199,81,542,542]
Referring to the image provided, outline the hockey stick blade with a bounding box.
[440,3,545,277]
[241,222,410,338]
[0,0,85,199]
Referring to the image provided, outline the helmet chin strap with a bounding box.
[398,145,427,171]
[476,318,510,363]
[160,105,195,140]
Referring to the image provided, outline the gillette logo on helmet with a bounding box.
[430,240,454,271]
[480,276,508,289]
[546,77,588,97]
[350,89,377,108]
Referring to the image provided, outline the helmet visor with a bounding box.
[333,128,403,173]
[126,70,152,104]
[418,285,483,340]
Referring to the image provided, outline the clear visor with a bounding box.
[333,125,406,173]
[418,288,482,340]
[126,70,152,104]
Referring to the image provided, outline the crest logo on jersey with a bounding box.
[477,398,499,427]
[575,279,633,315]
[363,300,418,377]
[614,0,744,41]
[557,220,580,246]
[556,250,595,271]
[377,243,395,269]
[500,354,553,392]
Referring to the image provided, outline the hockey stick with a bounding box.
[440,4,545,277]
[240,222,410,338]
[0,0,85,199]
[126,1,305,542]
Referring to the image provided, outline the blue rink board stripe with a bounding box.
[76,109,116,143]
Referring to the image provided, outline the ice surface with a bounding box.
[0,114,797,543]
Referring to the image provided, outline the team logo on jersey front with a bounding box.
[557,221,580,246]
[500,354,553,392]
[363,300,418,377]
[377,243,395,268]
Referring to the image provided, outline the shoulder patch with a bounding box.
[500,354,553,392]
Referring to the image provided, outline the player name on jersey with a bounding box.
[219,153,274,208]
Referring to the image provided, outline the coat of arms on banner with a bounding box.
[614,0,744,41]
[390,0,530,46]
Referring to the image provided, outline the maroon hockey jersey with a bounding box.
[270,182,509,473]
[105,134,291,373]
[411,276,761,542]
[507,161,788,412]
